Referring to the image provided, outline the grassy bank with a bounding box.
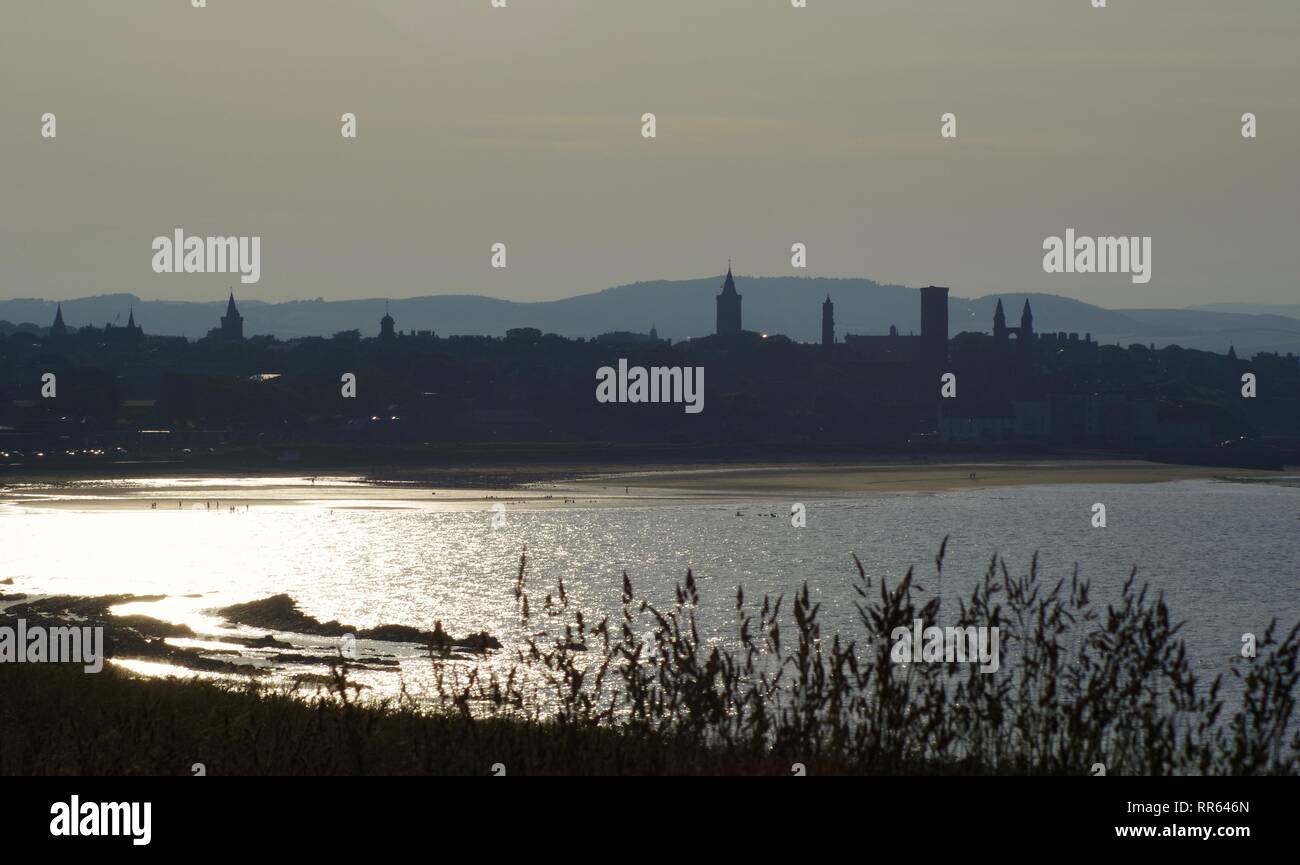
[0,663,807,776]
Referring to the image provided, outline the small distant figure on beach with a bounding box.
[150,502,156,509]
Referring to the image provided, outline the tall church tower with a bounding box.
[221,291,244,340]
[716,264,742,338]
[50,303,68,338]
[821,294,835,348]
[919,285,949,367]
[1017,299,1034,362]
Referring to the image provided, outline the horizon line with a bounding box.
[0,278,1292,314]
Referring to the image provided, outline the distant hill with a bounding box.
[4,278,1300,357]
[1189,302,1300,319]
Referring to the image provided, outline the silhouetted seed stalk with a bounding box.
[429,542,1299,774]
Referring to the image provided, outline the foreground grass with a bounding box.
[0,663,826,776]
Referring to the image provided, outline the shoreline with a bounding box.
[555,459,1288,497]
[0,459,1291,512]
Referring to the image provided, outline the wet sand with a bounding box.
[0,460,1286,512]
[557,460,1284,498]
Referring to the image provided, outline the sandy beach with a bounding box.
[556,459,1288,498]
[1,459,1289,512]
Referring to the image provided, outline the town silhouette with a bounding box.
[3,269,1295,470]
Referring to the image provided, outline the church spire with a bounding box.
[721,264,737,296]
[50,303,68,337]
[716,261,742,337]
[219,289,244,340]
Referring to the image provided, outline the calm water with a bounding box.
[2,476,1298,702]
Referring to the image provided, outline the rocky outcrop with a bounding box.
[215,594,501,652]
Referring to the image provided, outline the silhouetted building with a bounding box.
[716,265,742,338]
[50,303,68,338]
[919,285,949,367]
[596,330,658,345]
[993,297,1035,362]
[379,304,396,341]
[1019,299,1034,361]
[822,295,835,348]
[218,292,243,340]
[104,307,144,344]
[845,285,948,368]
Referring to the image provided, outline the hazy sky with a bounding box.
[2,0,1296,308]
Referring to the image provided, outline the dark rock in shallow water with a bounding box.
[225,633,295,649]
[215,594,501,652]
[361,623,428,643]
[0,595,259,676]
[7,594,168,619]
[115,615,195,639]
[268,652,401,667]
[216,594,342,635]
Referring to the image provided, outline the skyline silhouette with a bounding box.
[6,274,1300,359]
[4,268,1295,469]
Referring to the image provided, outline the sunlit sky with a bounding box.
[2,0,1296,306]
